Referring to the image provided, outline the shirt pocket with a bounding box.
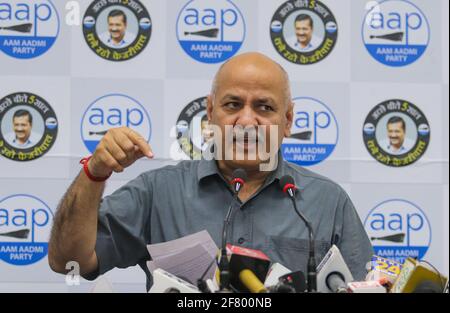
[266,236,331,272]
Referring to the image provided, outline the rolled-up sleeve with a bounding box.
[82,173,152,280]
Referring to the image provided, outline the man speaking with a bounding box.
[48,52,373,291]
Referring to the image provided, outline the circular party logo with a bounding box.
[0,0,60,59]
[364,199,431,264]
[0,194,54,266]
[363,99,430,167]
[0,92,58,162]
[176,0,246,64]
[282,97,338,166]
[80,94,152,153]
[270,0,338,65]
[362,0,430,67]
[175,96,212,160]
[82,0,152,61]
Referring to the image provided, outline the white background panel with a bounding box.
[0,0,448,292]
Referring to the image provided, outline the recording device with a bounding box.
[218,169,247,291]
[148,268,200,293]
[239,269,267,293]
[227,245,271,293]
[316,245,354,293]
[391,257,448,293]
[264,262,291,287]
[275,271,307,293]
[279,175,317,292]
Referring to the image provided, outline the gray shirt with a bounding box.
[84,157,373,291]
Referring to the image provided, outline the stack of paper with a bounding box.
[146,230,218,285]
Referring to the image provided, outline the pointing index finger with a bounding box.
[126,128,153,158]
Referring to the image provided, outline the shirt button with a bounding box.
[238,237,245,244]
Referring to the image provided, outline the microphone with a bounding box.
[230,168,246,193]
[227,244,271,292]
[326,272,349,293]
[316,245,354,293]
[240,268,298,293]
[148,268,200,293]
[239,269,267,293]
[218,169,247,291]
[279,175,317,292]
[264,262,303,293]
[390,257,447,293]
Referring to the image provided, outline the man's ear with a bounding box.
[284,101,294,138]
[207,94,213,122]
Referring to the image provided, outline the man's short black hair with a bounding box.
[108,9,127,24]
[295,14,313,28]
[387,116,406,131]
[13,109,32,125]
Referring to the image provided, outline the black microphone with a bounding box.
[279,175,317,292]
[218,168,247,291]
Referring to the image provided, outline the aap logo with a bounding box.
[364,199,431,264]
[176,0,246,63]
[282,97,338,166]
[0,194,53,266]
[362,0,430,67]
[0,0,60,59]
[81,94,152,153]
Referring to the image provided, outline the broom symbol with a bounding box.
[289,131,312,141]
[89,130,108,136]
[0,23,33,33]
[370,32,404,42]
[370,233,405,243]
[184,28,219,38]
[0,229,30,239]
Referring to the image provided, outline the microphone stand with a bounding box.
[287,190,317,293]
[218,182,242,292]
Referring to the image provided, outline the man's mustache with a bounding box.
[230,128,266,143]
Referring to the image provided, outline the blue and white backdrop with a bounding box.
[0,0,448,292]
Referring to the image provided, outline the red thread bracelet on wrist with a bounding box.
[80,156,112,182]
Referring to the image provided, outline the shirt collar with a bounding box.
[107,36,126,46]
[197,157,221,182]
[387,144,406,152]
[197,150,286,186]
[13,138,31,145]
[294,41,313,49]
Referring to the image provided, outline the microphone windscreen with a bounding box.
[279,175,295,191]
[232,168,248,182]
